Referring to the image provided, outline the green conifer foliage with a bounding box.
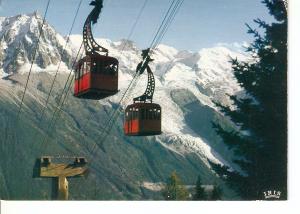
[162,171,189,200]
[193,175,206,200]
[210,185,222,200]
[211,0,287,200]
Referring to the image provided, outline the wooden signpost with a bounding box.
[38,156,88,200]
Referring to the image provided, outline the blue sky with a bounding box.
[0,0,274,51]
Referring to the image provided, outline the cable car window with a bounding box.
[77,64,81,79]
[83,61,86,75]
[141,109,145,120]
[104,64,112,75]
[113,64,118,75]
[109,63,118,75]
[95,61,103,74]
[95,61,99,73]
[103,64,109,75]
[76,65,79,79]
[100,62,116,76]
[80,62,85,78]
[128,111,132,120]
[81,63,84,78]
[75,65,80,80]
[81,62,84,77]
[91,61,97,73]
[153,109,157,120]
[86,61,91,74]
[134,108,138,120]
[149,109,153,120]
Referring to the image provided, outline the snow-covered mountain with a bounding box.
[0,12,73,77]
[0,13,250,199]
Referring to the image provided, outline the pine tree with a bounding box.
[193,175,206,200]
[162,171,189,200]
[211,0,287,200]
[210,184,222,200]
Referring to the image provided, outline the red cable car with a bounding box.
[74,54,118,99]
[74,0,118,99]
[124,49,162,136]
[124,103,161,136]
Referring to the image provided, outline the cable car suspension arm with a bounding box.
[133,48,155,103]
[133,64,155,103]
[83,0,108,55]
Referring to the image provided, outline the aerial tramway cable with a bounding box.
[152,0,184,49]
[149,0,177,48]
[16,0,51,121]
[39,44,85,151]
[38,0,84,124]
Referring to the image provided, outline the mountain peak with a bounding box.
[31,10,43,19]
[113,39,138,51]
[0,13,73,76]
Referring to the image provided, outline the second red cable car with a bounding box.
[124,49,162,136]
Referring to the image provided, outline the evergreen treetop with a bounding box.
[211,0,287,200]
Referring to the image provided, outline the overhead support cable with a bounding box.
[16,0,51,121]
[38,0,84,124]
